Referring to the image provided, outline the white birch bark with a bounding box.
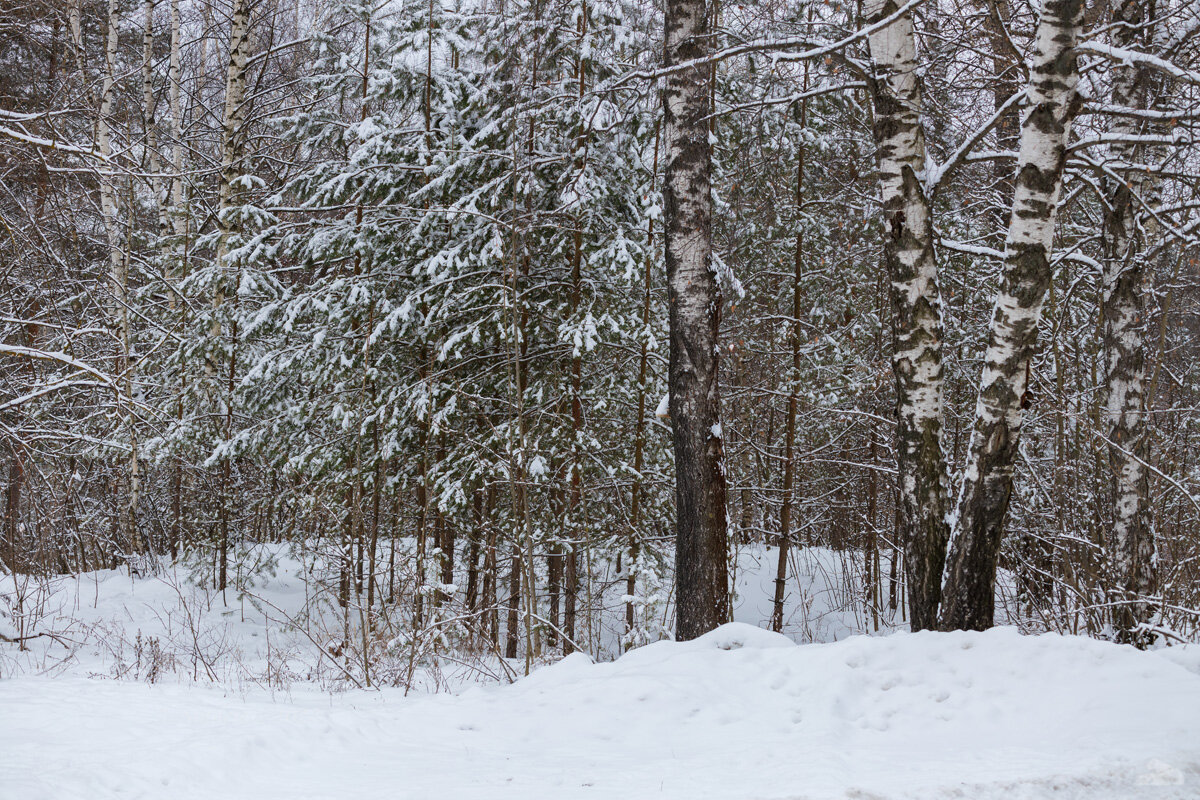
[216,0,251,282]
[166,0,188,557]
[212,0,252,592]
[165,0,188,307]
[940,0,1086,631]
[68,0,86,87]
[168,0,184,235]
[98,0,122,336]
[142,0,166,237]
[197,1,213,105]
[1101,0,1167,646]
[97,0,142,555]
[864,0,949,631]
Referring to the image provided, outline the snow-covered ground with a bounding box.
[4,624,1200,799]
[3,547,1199,799]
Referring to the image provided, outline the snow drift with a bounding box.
[3,622,1199,799]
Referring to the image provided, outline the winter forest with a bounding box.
[3,0,1200,796]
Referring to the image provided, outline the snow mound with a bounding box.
[3,626,1199,799]
[693,621,796,650]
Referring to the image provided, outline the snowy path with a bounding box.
[4,624,1199,799]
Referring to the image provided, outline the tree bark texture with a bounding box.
[663,0,729,640]
[214,0,251,593]
[865,0,950,631]
[940,0,1085,631]
[771,62,808,634]
[1101,0,1164,647]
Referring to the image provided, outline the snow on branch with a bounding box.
[0,345,119,395]
[0,121,103,160]
[1078,41,1200,87]
[604,0,925,90]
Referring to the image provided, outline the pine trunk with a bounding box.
[2,460,22,572]
[563,1,590,656]
[663,0,729,640]
[983,0,1020,232]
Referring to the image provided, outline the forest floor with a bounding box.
[3,549,1199,799]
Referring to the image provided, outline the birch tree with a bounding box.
[95,0,146,557]
[1099,0,1169,647]
[864,0,949,631]
[940,0,1087,631]
[212,0,252,592]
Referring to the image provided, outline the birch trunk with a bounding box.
[214,0,252,592]
[1101,0,1164,647]
[97,0,120,384]
[68,0,86,87]
[940,0,1085,631]
[96,0,143,557]
[215,0,251,278]
[142,0,164,233]
[134,0,162,562]
[167,0,187,558]
[168,0,185,245]
[663,0,728,640]
[864,0,949,631]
